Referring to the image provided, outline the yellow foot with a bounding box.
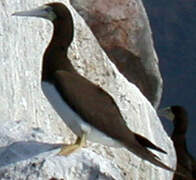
[58,132,87,156]
[58,144,80,156]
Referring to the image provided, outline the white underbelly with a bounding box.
[41,81,122,148]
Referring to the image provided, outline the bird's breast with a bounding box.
[41,81,122,147]
[41,81,91,137]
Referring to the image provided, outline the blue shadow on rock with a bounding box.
[0,141,63,168]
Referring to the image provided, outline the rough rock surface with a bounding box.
[70,0,163,109]
[0,0,175,179]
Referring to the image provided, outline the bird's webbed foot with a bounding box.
[58,132,87,156]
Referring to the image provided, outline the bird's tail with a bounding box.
[127,133,175,172]
[130,134,187,177]
[135,134,167,154]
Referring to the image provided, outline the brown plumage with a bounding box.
[159,106,196,179]
[13,2,174,172]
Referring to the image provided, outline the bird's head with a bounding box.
[13,3,74,48]
[158,106,175,121]
[12,2,70,22]
[158,105,188,126]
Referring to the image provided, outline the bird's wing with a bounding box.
[54,70,165,152]
[175,163,195,180]
[53,70,175,171]
[54,70,132,143]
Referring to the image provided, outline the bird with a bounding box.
[158,105,196,179]
[13,2,174,171]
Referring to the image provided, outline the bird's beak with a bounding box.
[12,5,56,21]
[158,107,175,121]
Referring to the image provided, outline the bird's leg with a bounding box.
[58,132,87,156]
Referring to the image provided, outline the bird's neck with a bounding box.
[173,116,188,135]
[52,19,73,49]
[42,17,75,81]
[172,134,188,158]
[172,133,186,144]
[172,116,188,149]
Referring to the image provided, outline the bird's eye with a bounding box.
[45,7,52,13]
[45,8,50,13]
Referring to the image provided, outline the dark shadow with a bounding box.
[86,164,115,180]
[48,164,116,180]
[0,141,63,168]
[106,46,160,106]
[0,141,120,179]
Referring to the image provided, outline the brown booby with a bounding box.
[159,106,196,179]
[13,2,174,171]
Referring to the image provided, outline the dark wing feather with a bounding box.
[54,70,133,144]
[53,70,174,171]
[173,164,194,180]
[135,134,166,154]
[53,70,168,151]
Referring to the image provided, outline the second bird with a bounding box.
[159,105,196,179]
